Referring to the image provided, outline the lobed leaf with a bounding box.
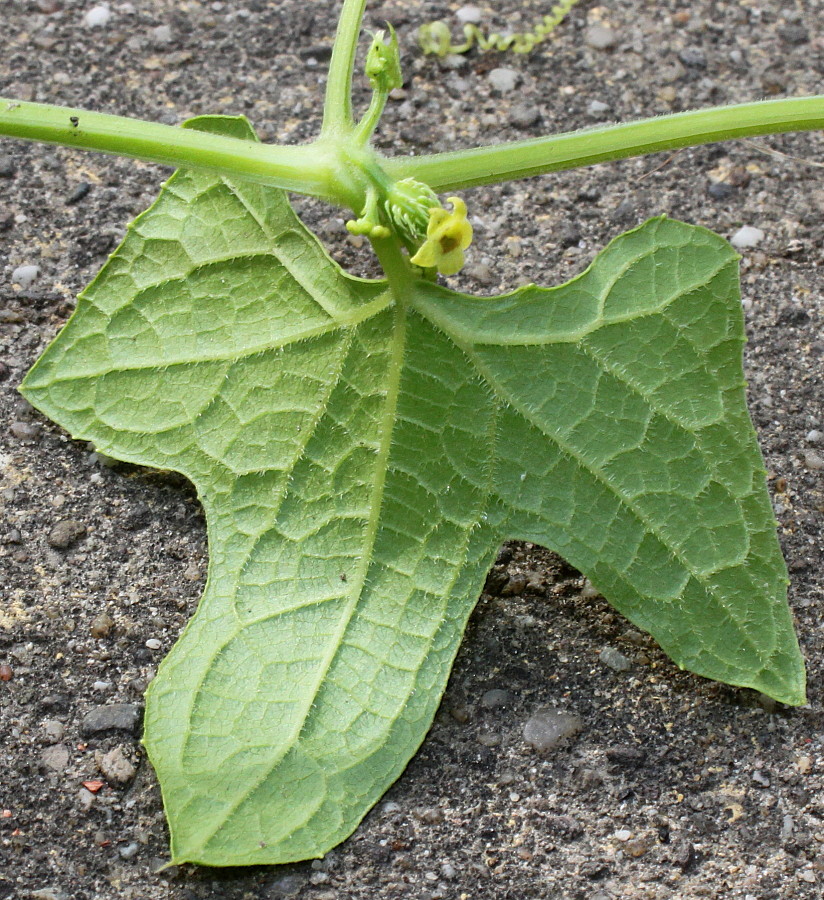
[21,117,804,866]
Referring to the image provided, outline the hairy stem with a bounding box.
[0,98,352,205]
[322,0,369,136]
[353,91,388,146]
[384,96,824,191]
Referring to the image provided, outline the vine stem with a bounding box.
[384,96,824,191]
[321,0,369,136]
[1,95,822,211]
[0,97,354,205]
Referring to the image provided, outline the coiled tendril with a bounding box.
[419,0,581,57]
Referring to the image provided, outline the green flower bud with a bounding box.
[365,27,403,93]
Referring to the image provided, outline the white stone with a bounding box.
[456,5,483,25]
[585,24,617,50]
[84,5,111,28]
[11,264,39,289]
[488,67,518,93]
[152,25,172,44]
[730,226,765,249]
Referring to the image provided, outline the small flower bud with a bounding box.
[365,27,403,93]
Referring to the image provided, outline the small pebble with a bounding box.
[477,730,501,747]
[708,182,734,201]
[509,103,540,128]
[803,451,824,471]
[523,708,582,753]
[558,224,582,248]
[0,156,16,178]
[606,745,646,768]
[0,663,12,681]
[47,519,87,550]
[599,646,631,672]
[752,770,770,787]
[42,720,66,743]
[488,68,518,93]
[729,48,746,68]
[39,744,70,772]
[481,689,513,709]
[416,807,444,825]
[625,833,654,857]
[90,611,114,638]
[588,99,610,116]
[151,24,172,44]
[11,265,40,289]
[84,4,111,28]
[268,874,307,897]
[145,638,162,650]
[731,226,765,249]
[805,430,823,445]
[465,262,494,285]
[448,702,470,723]
[80,703,142,737]
[679,47,707,67]
[585,24,617,50]
[11,421,41,441]
[66,182,91,205]
[97,746,136,784]
[456,5,482,25]
[118,841,139,860]
[778,24,809,45]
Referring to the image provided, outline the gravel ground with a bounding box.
[1,1,823,899]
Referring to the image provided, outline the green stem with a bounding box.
[369,231,419,306]
[353,91,388,146]
[322,0,369,137]
[0,98,353,204]
[384,96,824,191]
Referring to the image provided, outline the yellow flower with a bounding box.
[410,197,473,276]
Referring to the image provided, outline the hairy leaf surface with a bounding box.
[21,117,804,866]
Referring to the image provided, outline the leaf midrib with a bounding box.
[192,301,409,857]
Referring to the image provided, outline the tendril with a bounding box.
[419,0,581,57]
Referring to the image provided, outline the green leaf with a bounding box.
[21,117,804,867]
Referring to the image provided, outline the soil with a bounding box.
[1,1,823,898]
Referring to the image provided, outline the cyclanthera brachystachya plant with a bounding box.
[1,0,822,868]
